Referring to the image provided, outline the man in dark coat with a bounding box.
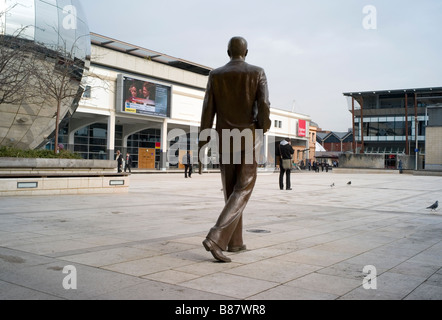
[116,150,123,173]
[278,138,294,190]
[199,36,271,262]
[183,150,193,178]
[125,152,132,173]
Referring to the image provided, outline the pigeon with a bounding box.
[347,181,352,185]
[427,201,438,211]
[330,183,335,188]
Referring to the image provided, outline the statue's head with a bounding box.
[228,37,248,59]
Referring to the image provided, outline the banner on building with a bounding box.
[298,120,307,137]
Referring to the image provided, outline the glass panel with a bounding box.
[419,121,426,136]
[378,122,395,136]
[354,123,360,139]
[90,138,106,146]
[394,121,405,136]
[5,0,35,39]
[91,127,107,138]
[89,152,107,160]
[35,0,59,48]
[74,145,88,152]
[74,137,88,144]
[56,0,75,57]
[75,127,88,136]
[368,121,379,137]
[363,123,369,137]
[89,145,106,153]
[71,0,90,62]
[364,96,377,109]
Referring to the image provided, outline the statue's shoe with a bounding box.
[227,245,247,253]
[203,238,231,263]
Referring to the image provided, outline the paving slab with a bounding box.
[1,171,442,301]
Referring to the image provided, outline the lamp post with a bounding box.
[415,93,418,171]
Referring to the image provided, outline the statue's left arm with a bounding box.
[199,74,216,174]
[256,69,271,133]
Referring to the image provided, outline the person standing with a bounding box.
[279,138,294,190]
[199,36,271,262]
[116,150,123,173]
[183,150,193,178]
[125,152,132,173]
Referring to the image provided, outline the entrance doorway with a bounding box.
[385,154,397,169]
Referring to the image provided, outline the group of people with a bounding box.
[115,150,193,178]
[115,150,132,173]
[310,161,331,173]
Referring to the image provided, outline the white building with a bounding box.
[61,33,312,170]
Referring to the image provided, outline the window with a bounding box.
[83,85,91,98]
[74,123,108,160]
[355,122,360,139]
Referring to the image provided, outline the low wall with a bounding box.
[0,158,128,196]
[333,168,400,174]
[338,154,385,169]
[0,158,116,173]
[338,154,416,170]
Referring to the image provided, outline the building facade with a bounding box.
[425,106,442,171]
[344,87,442,169]
[317,131,354,153]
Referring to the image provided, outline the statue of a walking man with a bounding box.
[199,37,271,262]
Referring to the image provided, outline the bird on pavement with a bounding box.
[427,201,438,212]
[347,181,352,185]
[330,183,335,188]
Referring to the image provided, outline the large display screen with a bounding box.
[119,75,171,118]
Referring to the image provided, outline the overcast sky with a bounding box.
[78,0,442,132]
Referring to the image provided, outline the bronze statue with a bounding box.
[199,37,271,262]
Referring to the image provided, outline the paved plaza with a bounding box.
[1,170,442,300]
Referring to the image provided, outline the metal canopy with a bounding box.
[343,87,442,97]
[90,33,212,76]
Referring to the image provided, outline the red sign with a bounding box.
[298,120,307,137]
[155,142,161,149]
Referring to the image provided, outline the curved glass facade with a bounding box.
[0,0,90,150]
[1,0,90,66]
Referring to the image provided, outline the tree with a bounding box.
[29,34,90,154]
[0,7,35,106]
